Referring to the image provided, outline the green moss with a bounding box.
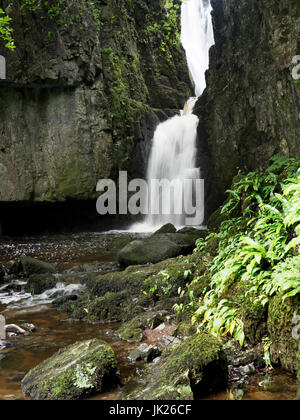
[205,236,220,256]
[117,311,166,342]
[125,333,228,400]
[174,321,197,338]
[87,291,131,323]
[54,159,93,200]
[25,273,56,295]
[21,256,56,276]
[268,294,300,371]
[118,327,145,343]
[107,235,133,252]
[22,339,119,400]
[163,333,226,382]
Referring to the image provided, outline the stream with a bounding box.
[0,232,298,400]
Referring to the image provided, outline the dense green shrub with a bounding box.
[182,156,300,346]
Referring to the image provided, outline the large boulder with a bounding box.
[124,332,228,400]
[21,339,119,400]
[118,233,202,267]
[25,273,57,295]
[118,236,181,266]
[106,234,134,253]
[20,256,56,276]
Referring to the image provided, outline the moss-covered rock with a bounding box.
[21,339,119,400]
[117,311,167,343]
[6,260,22,276]
[118,327,146,344]
[174,321,197,338]
[152,224,177,236]
[25,273,57,295]
[118,233,200,267]
[20,257,56,277]
[106,235,134,253]
[125,332,228,400]
[87,291,132,323]
[205,236,220,256]
[177,227,207,242]
[118,237,182,267]
[54,253,207,326]
[268,294,300,372]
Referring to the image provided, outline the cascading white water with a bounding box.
[131,1,214,231]
[181,0,215,96]
[145,102,200,228]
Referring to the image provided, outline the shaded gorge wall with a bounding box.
[0,0,192,233]
[195,0,300,215]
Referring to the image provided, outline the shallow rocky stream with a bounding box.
[0,232,298,400]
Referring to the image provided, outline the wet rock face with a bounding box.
[0,0,191,204]
[196,0,300,215]
[21,339,119,400]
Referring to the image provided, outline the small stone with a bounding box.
[155,323,166,331]
[5,324,27,336]
[21,323,36,333]
[239,363,256,376]
[129,343,161,363]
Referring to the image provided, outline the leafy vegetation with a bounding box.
[0,8,14,49]
[179,156,300,346]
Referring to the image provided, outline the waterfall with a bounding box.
[181,0,215,96]
[145,102,200,228]
[131,1,214,232]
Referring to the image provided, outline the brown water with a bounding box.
[0,232,298,400]
[0,307,144,401]
[201,370,298,400]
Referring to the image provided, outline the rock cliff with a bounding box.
[0,0,191,203]
[196,0,300,214]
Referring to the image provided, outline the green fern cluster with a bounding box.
[190,155,300,346]
[0,8,14,49]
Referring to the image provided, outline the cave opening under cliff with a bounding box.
[0,201,129,236]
